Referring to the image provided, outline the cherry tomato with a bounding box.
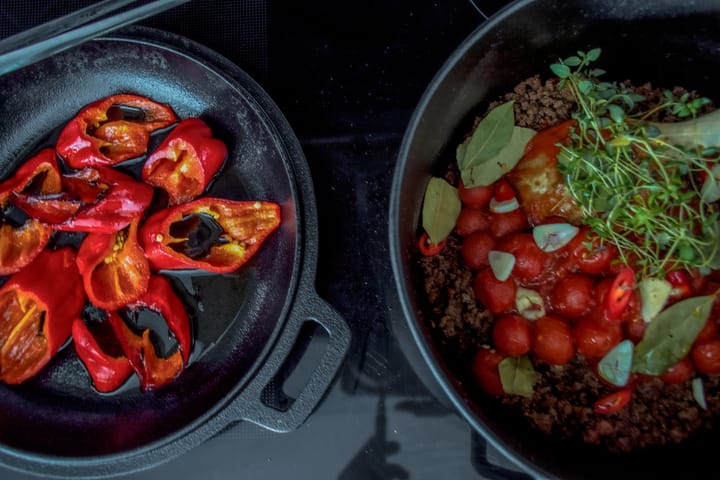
[533,315,575,365]
[604,268,636,321]
[659,357,694,385]
[666,270,693,302]
[472,347,506,396]
[695,318,719,344]
[461,231,495,269]
[489,209,528,239]
[550,274,594,318]
[418,231,446,256]
[624,319,647,344]
[498,233,546,284]
[691,338,720,375]
[459,181,493,208]
[575,313,622,359]
[493,178,516,202]
[593,388,633,415]
[473,268,517,314]
[456,207,490,237]
[492,314,533,357]
[565,227,617,275]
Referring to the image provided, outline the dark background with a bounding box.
[0,1,525,478]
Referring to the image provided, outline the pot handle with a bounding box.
[230,291,351,432]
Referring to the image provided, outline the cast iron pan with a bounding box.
[0,26,350,478]
[390,0,720,479]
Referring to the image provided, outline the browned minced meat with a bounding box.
[419,76,719,453]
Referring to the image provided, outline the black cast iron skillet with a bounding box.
[390,0,720,479]
[0,26,350,478]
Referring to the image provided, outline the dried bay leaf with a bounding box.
[461,126,536,187]
[499,355,537,398]
[421,177,461,245]
[459,101,515,171]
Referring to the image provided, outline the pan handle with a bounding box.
[229,290,351,432]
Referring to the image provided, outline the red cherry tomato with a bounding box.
[533,315,575,365]
[666,270,693,302]
[565,227,617,275]
[574,313,622,359]
[493,178,516,202]
[593,388,633,415]
[489,209,528,239]
[624,319,648,344]
[473,268,517,314]
[455,207,490,237]
[498,233,546,284]
[461,231,495,270]
[659,357,694,385]
[550,274,594,318]
[472,347,506,396]
[418,231,446,256]
[459,181,493,208]
[695,318,719,345]
[604,268,636,321]
[492,314,533,357]
[691,338,720,375]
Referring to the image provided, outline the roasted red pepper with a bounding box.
[57,94,177,168]
[142,118,227,205]
[76,219,150,310]
[72,317,133,393]
[0,148,61,275]
[0,248,85,384]
[139,198,281,273]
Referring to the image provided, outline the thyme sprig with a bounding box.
[550,49,719,278]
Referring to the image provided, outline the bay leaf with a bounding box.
[499,355,537,398]
[459,101,515,171]
[421,177,461,246]
[461,126,536,187]
[632,295,715,375]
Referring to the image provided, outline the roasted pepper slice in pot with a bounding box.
[139,198,281,273]
[76,219,150,310]
[57,94,177,168]
[0,248,85,384]
[142,118,227,205]
[72,316,133,393]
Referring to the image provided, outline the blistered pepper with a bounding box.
[0,148,61,275]
[76,219,150,310]
[108,275,192,391]
[139,198,281,273]
[0,248,85,384]
[142,118,227,205]
[57,94,177,168]
[72,317,133,393]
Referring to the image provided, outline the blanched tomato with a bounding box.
[533,315,575,365]
[550,274,594,318]
[472,347,506,396]
[691,338,720,375]
[659,357,694,384]
[455,207,490,237]
[473,268,517,314]
[461,231,495,269]
[574,313,622,359]
[498,232,546,284]
[489,209,528,238]
[459,181,493,208]
[565,227,617,275]
[492,314,533,357]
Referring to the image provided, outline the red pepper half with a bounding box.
[605,267,636,321]
[76,219,150,310]
[0,149,61,275]
[142,118,227,205]
[418,231,446,256]
[139,198,281,273]
[0,248,85,384]
[593,388,633,415]
[57,94,177,168]
[72,317,133,393]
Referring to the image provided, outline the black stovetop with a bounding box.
[0,1,528,478]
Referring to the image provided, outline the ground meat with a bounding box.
[418,75,719,453]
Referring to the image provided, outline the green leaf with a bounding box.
[563,56,581,67]
[456,136,469,165]
[632,295,715,375]
[459,101,516,170]
[461,126,536,187]
[550,63,571,79]
[578,80,593,95]
[421,177,462,245]
[586,48,602,61]
[499,355,537,398]
[607,104,625,123]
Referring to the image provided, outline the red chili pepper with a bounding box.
[56,94,177,169]
[142,118,227,205]
[593,388,633,414]
[0,248,85,384]
[666,270,693,301]
[76,219,150,310]
[139,198,281,273]
[605,267,636,321]
[418,231,446,256]
[71,317,133,393]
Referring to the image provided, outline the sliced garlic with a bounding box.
[515,287,545,320]
[532,223,579,252]
[638,277,672,323]
[488,250,515,281]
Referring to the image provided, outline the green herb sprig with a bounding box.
[551,49,719,278]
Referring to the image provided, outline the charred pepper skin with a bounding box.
[139,198,281,273]
[57,94,177,168]
[0,248,85,384]
[142,118,227,205]
[72,318,133,393]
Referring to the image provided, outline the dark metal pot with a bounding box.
[389,1,720,478]
[0,27,350,478]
